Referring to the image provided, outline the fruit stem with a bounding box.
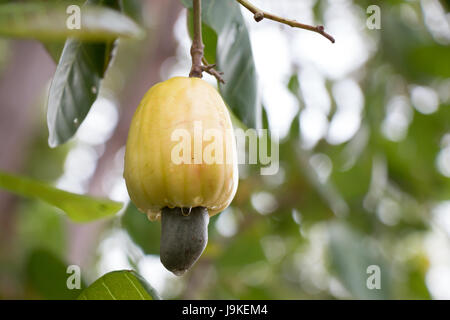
[189,0,204,79]
[188,0,225,83]
[235,0,335,43]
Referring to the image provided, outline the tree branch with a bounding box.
[189,0,204,78]
[189,0,226,83]
[236,0,335,43]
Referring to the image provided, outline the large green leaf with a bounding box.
[26,249,85,300]
[46,0,129,147]
[47,38,109,146]
[0,1,143,41]
[182,0,260,129]
[43,0,142,63]
[0,171,123,222]
[77,270,161,300]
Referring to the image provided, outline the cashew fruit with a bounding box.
[123,77,238,275]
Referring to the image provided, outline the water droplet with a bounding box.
[91,86,97,94]
[172,269,186,276]
[181,207,192,216]
[146,210,160,221]
[73,118,79,125]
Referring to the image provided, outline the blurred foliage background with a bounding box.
[0,0,449,299]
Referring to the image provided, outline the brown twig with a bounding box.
[236,0,335,43]
[201,57,225,84]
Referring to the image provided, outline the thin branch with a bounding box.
[236,0,335,43]
[189,0,226,83]
[189,0,204,78]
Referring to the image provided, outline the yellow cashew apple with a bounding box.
[123,76,238,275]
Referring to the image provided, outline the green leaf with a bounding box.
[0,171,123,223]
[328,222,391,299]
[77,270,161,300]
[121,202,161,255]
[0,2,143,41]
[46,38,110,146]
[182,0,260,129]
[26,249,85,300]
[43,0,134,63]
[47,0,123,147]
